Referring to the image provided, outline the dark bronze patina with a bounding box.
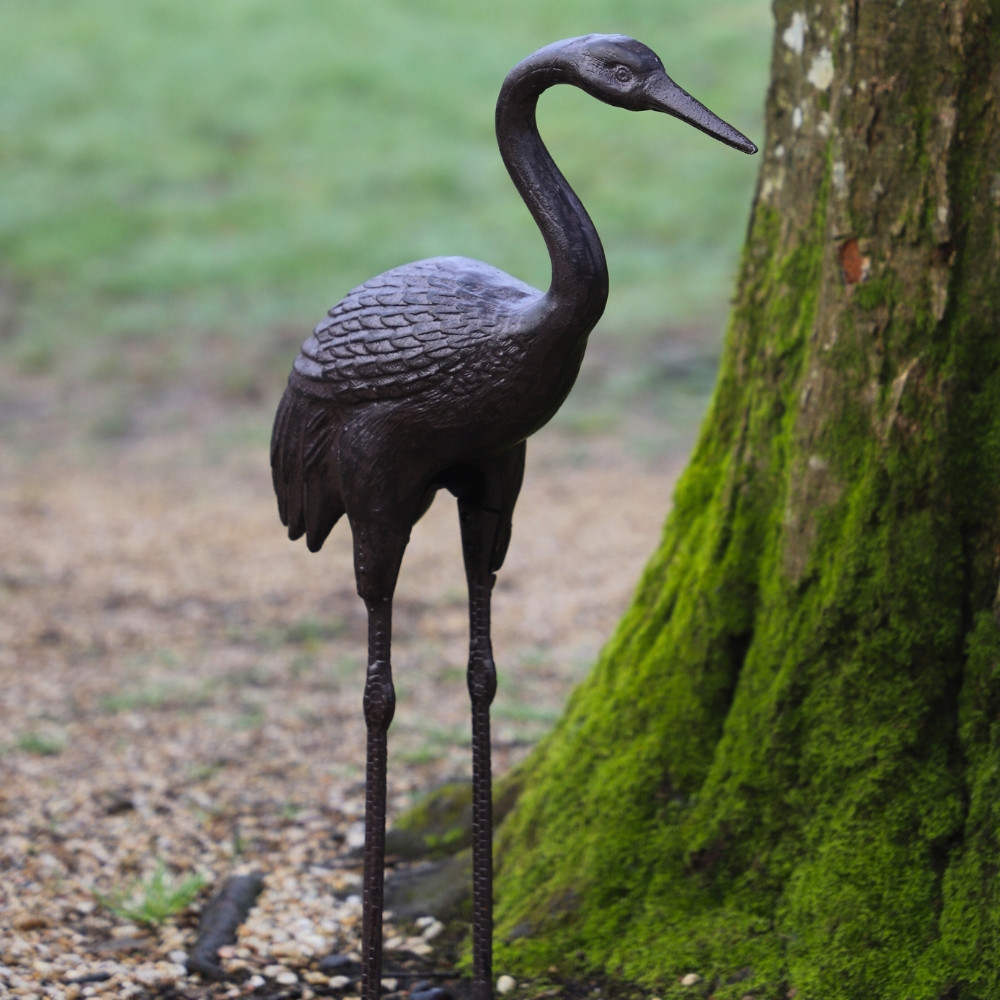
[271,35,755,1000]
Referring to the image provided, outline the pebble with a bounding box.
[319,953,356,973]
[328,974,353,989]
[272,939,310,960]
[411,986,455,1000]
[132,962,185,986]
[497,974,517,994]
[421,919,445,940]
[111,923,142,939]
[680,972,702,986]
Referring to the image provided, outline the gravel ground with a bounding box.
[1,396,684,1000]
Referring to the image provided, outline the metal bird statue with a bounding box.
[271,34,755,1000]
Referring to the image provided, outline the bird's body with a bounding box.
[273,254,581,554]
[271,33,754,1000]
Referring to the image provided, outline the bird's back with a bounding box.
[290,256,540,406]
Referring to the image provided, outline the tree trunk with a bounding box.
[492,2,1000,997]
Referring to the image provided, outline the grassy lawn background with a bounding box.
[0,0,770,439]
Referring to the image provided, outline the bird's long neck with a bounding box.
[495,50,609,330]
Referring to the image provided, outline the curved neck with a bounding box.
[495,47,609,323]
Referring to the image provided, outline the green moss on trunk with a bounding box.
[492,2,1000,997]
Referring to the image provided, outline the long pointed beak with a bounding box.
[644,73,757,154]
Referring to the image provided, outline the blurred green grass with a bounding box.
[0,0,769,404]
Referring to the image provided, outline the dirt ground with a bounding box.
[0,379,691,999]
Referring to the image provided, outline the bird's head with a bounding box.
[560,34,757,155]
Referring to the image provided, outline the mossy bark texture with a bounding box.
[492,2,1000,997]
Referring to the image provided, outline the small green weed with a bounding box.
[99,681,212,714]
[281,616,348,646]
[493,703,561,725]
[95,861,207,926]
[230,700,266,730]
[16,730,66,756]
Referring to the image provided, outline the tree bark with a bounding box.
[492,2,1000,997]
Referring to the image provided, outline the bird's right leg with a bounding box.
[459,499,499,1000]
[352,520,410,1000]
[457,444,525,1000]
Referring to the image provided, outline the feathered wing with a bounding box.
[271,256,539,551]
[291,257,538,402]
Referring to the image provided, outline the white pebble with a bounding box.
[328,975,352,989]
[497,974,517,994]
[134,964,180,986]
[421,919,445,940]
[680,972,702,986]
[276,970,300,985]
[382,978,398,991]
[167,950,188,965]
[272,939,308,960]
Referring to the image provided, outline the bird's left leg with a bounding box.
[351,518,410,1000]
[457,444,525,1000]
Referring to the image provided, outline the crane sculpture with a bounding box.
[271,34,755,1000]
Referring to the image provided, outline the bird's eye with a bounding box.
[613,65,634,85]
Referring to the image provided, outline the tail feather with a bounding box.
[270,386,344,550]
[304,477,340,552]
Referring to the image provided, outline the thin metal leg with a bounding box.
[470,675,495,1000]
[361,600,395,1000]
[464,547,497,1000]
